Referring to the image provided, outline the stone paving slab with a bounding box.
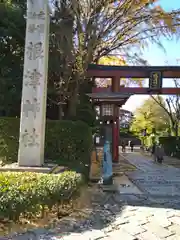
[138,231,162,240]
[148,185,180,196]
[168,223,180,236]
[103,229,135,240]
[128,172,167,182]
[143,222,173,238]
[131,182,180,196]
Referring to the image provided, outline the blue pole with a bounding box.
[102,140,113,185]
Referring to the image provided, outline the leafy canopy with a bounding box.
[130,96,170,136]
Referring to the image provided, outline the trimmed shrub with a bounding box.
[159,137,180,158]
[0,171,83,221]
[76,106,96,127]
[45,120,92,174]
[0,117,19,163]
[0,118,92,175]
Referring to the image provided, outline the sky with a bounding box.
[122,0,180,112]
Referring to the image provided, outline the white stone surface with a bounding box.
[114,175,142,194]
[18,0,50,166]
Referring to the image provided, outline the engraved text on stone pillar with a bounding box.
[28,24,45,34]
[27,11,45,20]
[26,42,43,60]
[21,128,39,147]
[23,98,40,118]
[24,69,42,90]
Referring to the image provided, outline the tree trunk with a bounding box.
[170,122,178,137]
[58,104,63,120]
[175,122,179,137]
[67,87,78,119]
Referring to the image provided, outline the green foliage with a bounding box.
[152,94,180,137]
[0,2,25,117]
[143,136,151,148]
[119,129,134,138]
[159,137,180,158]
[76,104,96,127]
[46,120,92,175]
[75,81,96,126]
[0,118,92,176]
[130,97,170,137]
[0,118,19,163]
[0,171,83,221]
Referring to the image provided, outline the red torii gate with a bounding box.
[87,64,180,163]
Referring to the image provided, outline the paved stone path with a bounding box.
[7,153,180,239]
[127,153,180,199]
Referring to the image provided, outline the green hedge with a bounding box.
[0,171,83,221]
[0,118,19,163]
[159,137,180,158]
[0,118,92,175]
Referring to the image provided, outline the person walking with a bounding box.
[130,140,134,152]
[155,143,164,163]
[121,140,126,153]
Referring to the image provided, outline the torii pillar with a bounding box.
[18,0,50,166]
[112,77,120,163]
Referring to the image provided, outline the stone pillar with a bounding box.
[18,0,50,166]
[112,76,120,163]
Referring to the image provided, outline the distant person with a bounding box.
[155,144,164,163]
[121,141,126,153]
[151,143,156,157]
[130,140,134,152]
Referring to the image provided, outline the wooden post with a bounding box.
[111,77,120,163]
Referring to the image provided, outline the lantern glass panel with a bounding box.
[102,104,113,116]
